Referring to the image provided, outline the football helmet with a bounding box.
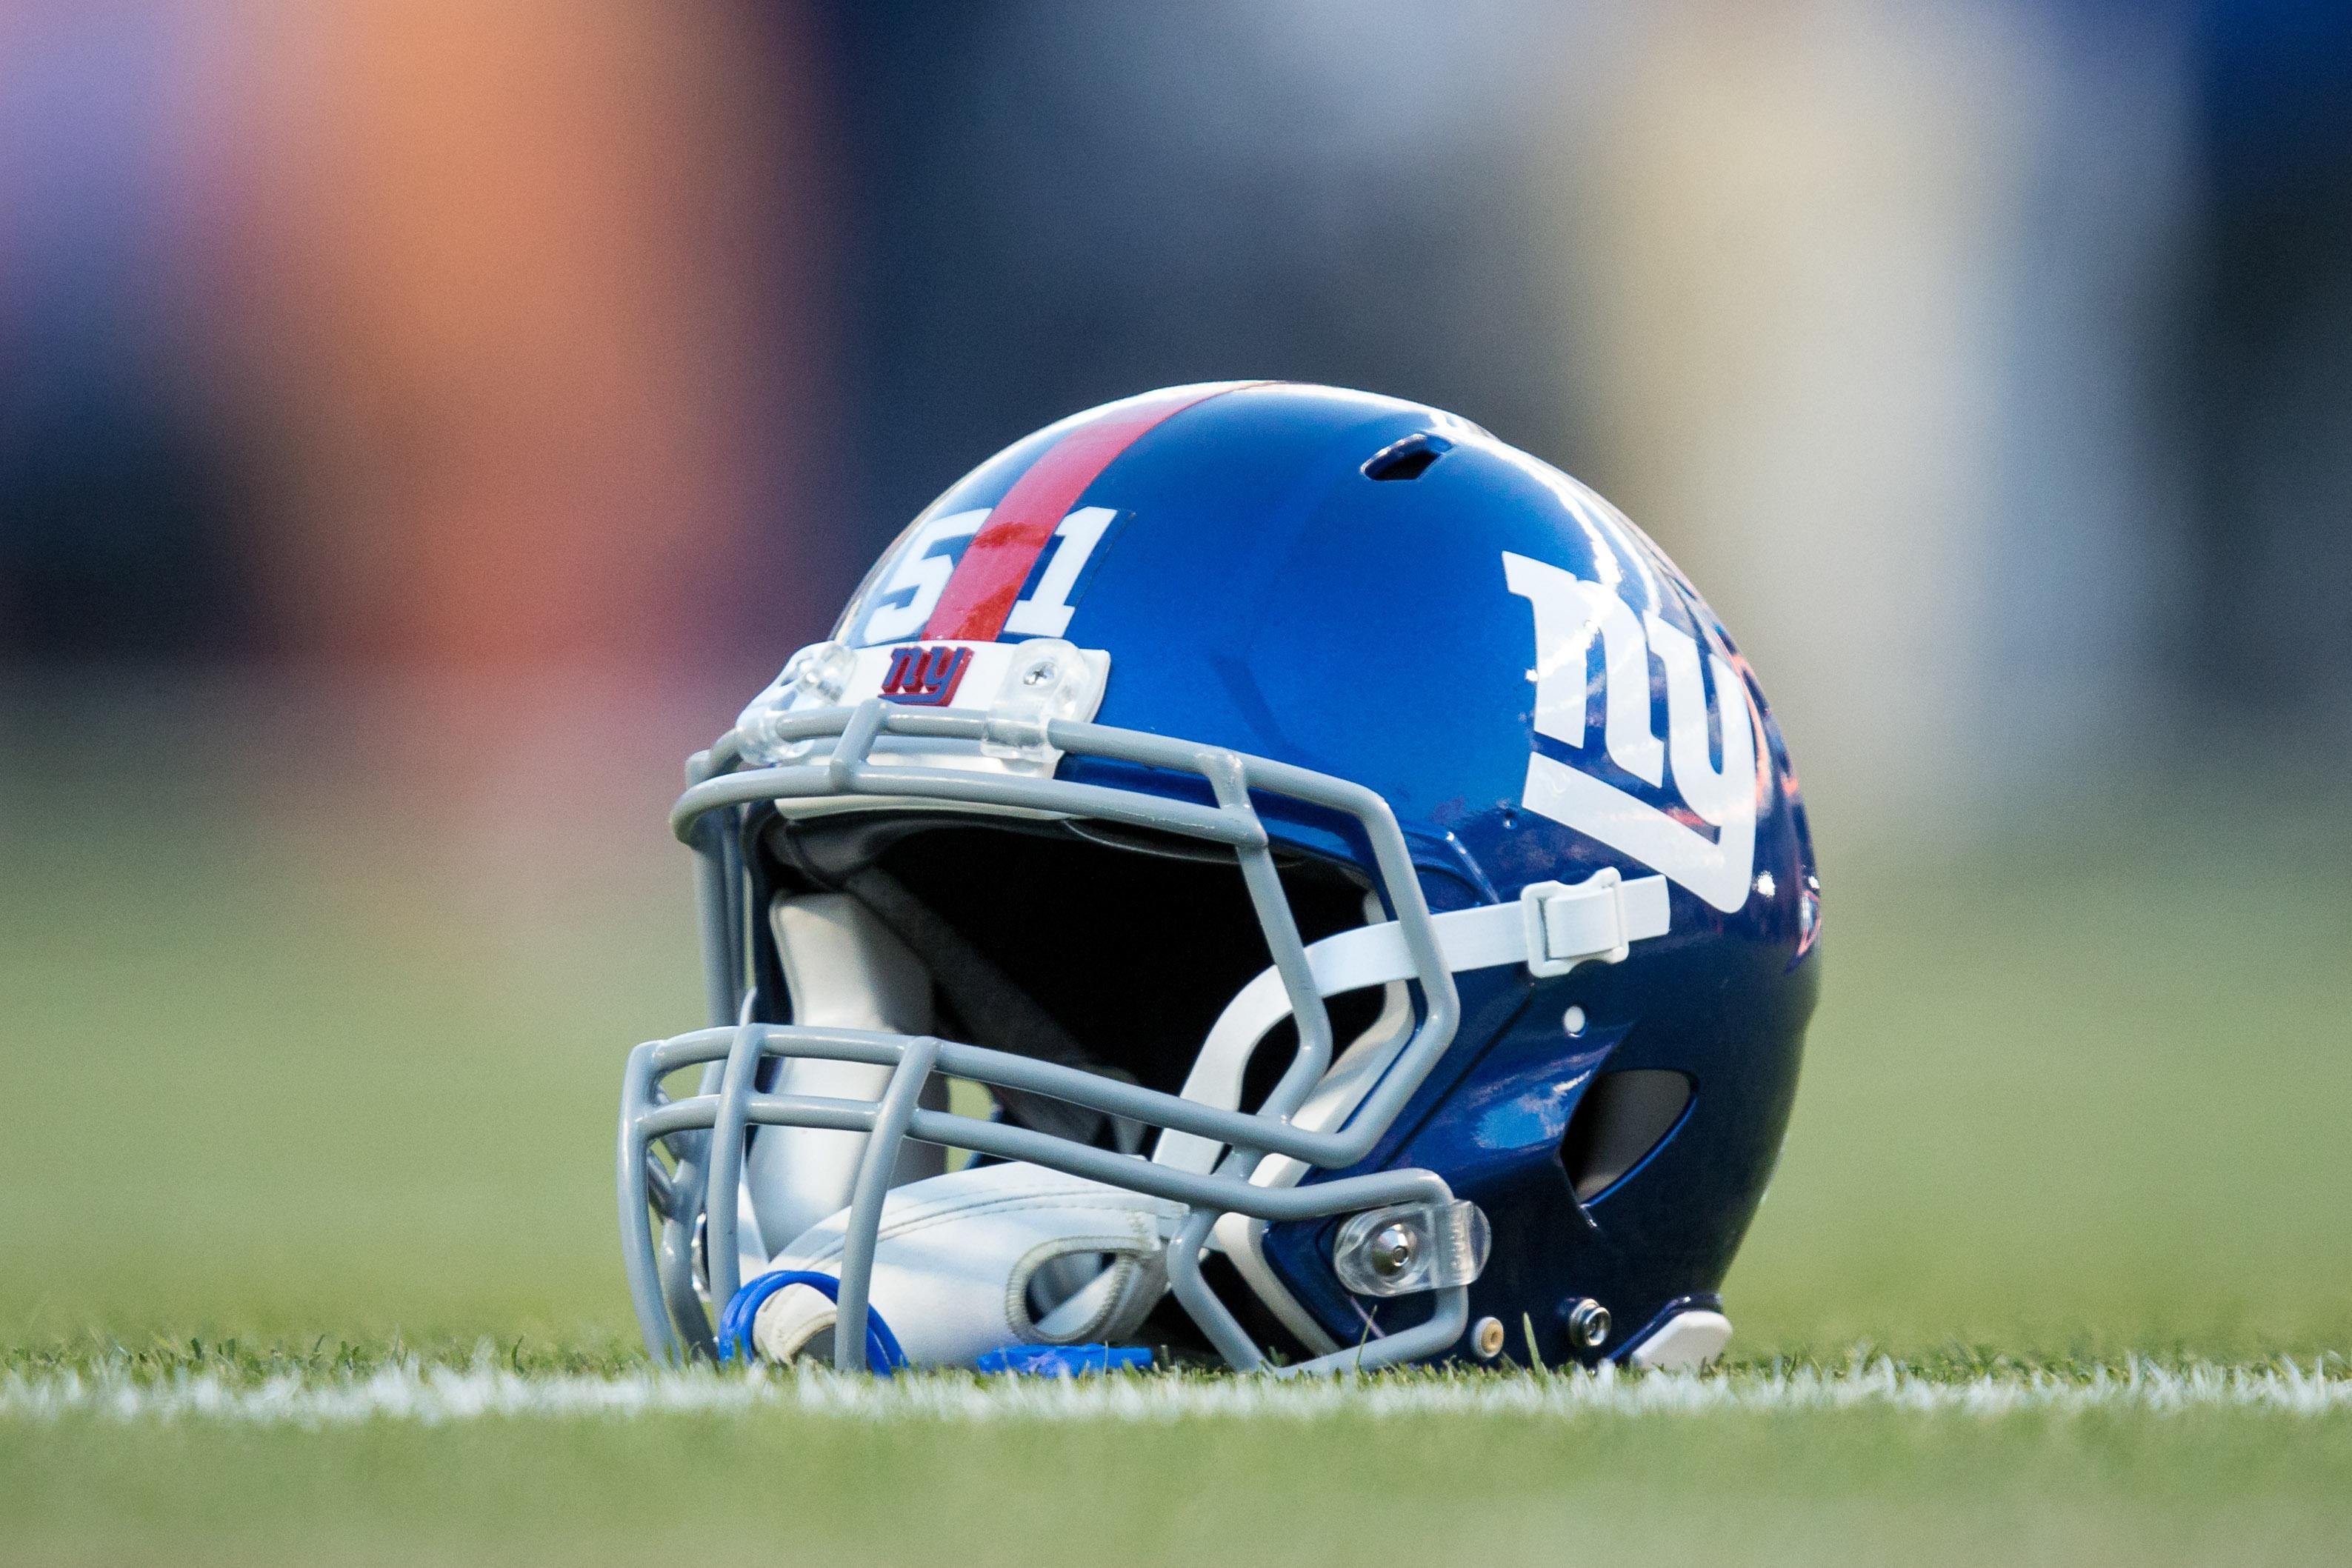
[618,382,1819,1375]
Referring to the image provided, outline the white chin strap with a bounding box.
[1153,869,1671,1356]
[741,873,1668,1367]
[1155,869,1673,1175]
[750,1162,1181,1367]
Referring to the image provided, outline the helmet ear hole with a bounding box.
[1562,1070,1693,1202]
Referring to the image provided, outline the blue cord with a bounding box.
[718,1270,906,1375]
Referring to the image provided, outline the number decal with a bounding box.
[852,510,988,646]
[850,504,1125,647]
[1004,507,1121,638]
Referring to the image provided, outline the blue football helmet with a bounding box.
[618,382,1819,1375]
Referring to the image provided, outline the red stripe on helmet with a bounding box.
[921,383,1257,641]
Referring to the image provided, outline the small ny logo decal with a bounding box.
[879,644,973,707]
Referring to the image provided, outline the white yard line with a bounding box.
[4,1357,2348,1427]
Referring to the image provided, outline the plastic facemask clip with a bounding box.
[980,639,1106,774]
[1331,1198,1491,1298]
[737,640,856,765]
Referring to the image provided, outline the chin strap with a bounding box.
[1155,868,1672,1175]
[1146,867,1672,1355]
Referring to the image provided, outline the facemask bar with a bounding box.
[618,698,1470,1374]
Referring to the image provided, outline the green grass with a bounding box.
[8,1403,2339,1568]
[4,693,2350,1562]
[3,1353,2349,1567]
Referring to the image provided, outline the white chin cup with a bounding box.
[749,1161,1184,1368]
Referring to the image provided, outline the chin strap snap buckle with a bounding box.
[1519,869,1673,978]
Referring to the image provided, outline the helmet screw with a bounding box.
[1562,1297,1610,1349]
[1472,1315,1506,1359]
[1367,1222,1418,1280]
[1562,1005,1587,1037]
[1023,661,1058,687]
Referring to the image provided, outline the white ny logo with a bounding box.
[1503,552,1758,913]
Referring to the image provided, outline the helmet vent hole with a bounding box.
[1362,433,1450,481]
[1562,1070,1693,1202]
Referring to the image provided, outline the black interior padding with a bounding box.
[839,863,1110,1145]
[760,815,1377,1135]
[873,825,1371,1101]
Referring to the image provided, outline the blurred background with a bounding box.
[3,0,2347,1357]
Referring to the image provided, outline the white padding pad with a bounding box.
[743,894,947,1262]
[750,1161,1183,1369]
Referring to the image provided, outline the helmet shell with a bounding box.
[837,382,1819,1364]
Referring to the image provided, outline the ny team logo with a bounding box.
[1505,551,1759,913]
[877,644,973,706]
